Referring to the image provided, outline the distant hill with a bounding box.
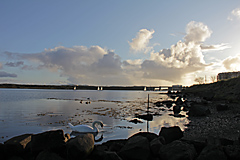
[183,77,240,103]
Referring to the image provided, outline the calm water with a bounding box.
[0,89,189,143]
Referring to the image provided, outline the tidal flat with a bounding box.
[0,89,189,144]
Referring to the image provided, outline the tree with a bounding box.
[211,76,216,83]
[194,77,204,84]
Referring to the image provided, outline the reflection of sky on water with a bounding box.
[0,89,189,143]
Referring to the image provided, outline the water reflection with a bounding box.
[0,89,190,144]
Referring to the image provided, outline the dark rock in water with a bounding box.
[196,145,227,160]
[188,104,211,117]
[129,118,143,124]
[118,135,150,160]
[159,126,183,144]
[129,132,158,142]
[175,96,183,105]
[216,104,229,111]
[224,145,240,160]
[35,150,64,160]
[173,105,181,114]
[30,130,66,154]
[66,133,94,160]
[159,140,196,160]
[136,114,153,121]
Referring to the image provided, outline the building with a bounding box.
[217,71,240,81]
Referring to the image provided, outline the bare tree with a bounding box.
[211,76,216,83]
[194,77,204,84]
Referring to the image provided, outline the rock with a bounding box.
[4,134,32,151]
[196,145,227,160]
[35,150,64,160]
[136,114,153,121]
[224,145,240,160]
[188,104,211,117]
[104,151,122,160]
[216,104,229,111]
[173,105,181,114]
[181,137,207,155]
[66,133,94,160]
[30,130,66,154]
[129,118,143,124]
[101,139,127,152]
[129,132,158,142]
[159,126,183,144]
[119,135,150,160]
[159,140,196,160]
[150,137,163,156]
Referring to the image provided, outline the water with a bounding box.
[0,89,189,144]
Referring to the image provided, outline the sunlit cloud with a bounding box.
[228,8,240,21]
[222,54,240,71]
[128,29,155,53]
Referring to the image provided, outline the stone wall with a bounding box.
[217,71,240,81]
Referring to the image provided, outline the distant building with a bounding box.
[217,71,240,81]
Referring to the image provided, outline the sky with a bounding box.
[0,0,240,86]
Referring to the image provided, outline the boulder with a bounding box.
[4,134,32,150]
[159,126,183,144]
[66,133,94,160]
[118,135,150,160]
[136,114,153,121]
[150,137,163,156]
[104,151,122,160]
[129,132,158,142]
[196,145,227,160]
[173,105,181,114]
[188,104,211,117]
[35,150,64,160]
[216,104,229,111]
[30,130,66,154]
[159,140,196,160]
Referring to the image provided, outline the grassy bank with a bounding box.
[183,77,240,103]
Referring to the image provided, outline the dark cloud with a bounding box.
[0,71,17,78]
[5,61,24,67]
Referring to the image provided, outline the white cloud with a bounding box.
[228,8,240,21]
[128,29,155,53]
[184,21,212,43]
[222,54,240,71]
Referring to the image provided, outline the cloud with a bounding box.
[5,61,24,67]
[0,71,17,78]
[128,29,155,53]
[201,43,231,51]
[228,8,240,21]
[0,63,2,69]
[222,54,240,71]
[139,21,214,82]
[184,21,212,43]
[2,21,230,85]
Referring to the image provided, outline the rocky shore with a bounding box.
[1,125,239,160]
[2,77,240,159]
